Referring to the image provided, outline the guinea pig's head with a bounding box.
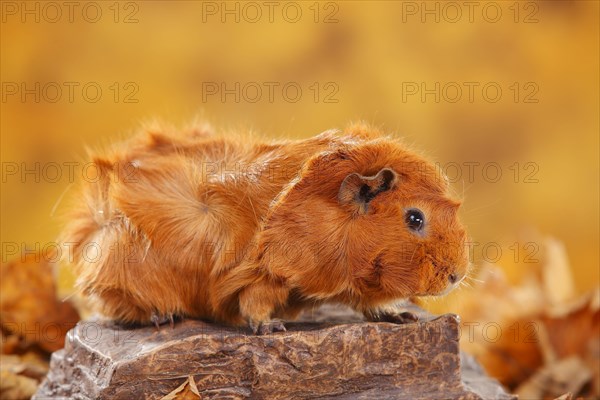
[337,141,470,301]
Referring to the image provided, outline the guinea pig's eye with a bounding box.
[405,208,425,232]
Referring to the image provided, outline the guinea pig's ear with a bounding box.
[338,168,398,213]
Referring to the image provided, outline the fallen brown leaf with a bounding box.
[0,369,41,400]
[0,254,79,353]
[456,235,599,399]
[515,357,591,399]
[160,376,201,400]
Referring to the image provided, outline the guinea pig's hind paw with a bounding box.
[378,311,419,324]
[260,320,286,335]
[151,312,176,330]
[250,320,287,335]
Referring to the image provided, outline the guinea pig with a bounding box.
[62,121,470,334]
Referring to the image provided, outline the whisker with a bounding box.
[50,183,75,217]
[467,276,484,284]
[408,245,420,264]
[461,199,502,216]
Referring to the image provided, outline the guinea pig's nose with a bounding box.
[448,273,459,284]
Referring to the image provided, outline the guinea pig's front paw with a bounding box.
[150,312,175,330]
[249,319,287,335]
[368,311,419,324]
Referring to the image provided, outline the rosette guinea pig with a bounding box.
[63,122,469,334]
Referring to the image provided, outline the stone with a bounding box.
[34,306,515,399]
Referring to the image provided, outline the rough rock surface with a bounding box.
[34,306,515,399]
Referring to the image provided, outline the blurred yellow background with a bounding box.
[1,1,598,302]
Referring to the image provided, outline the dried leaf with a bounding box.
[0,369,40,400]
[541,238,576,306]
[0,254,79,353]
[1,353,49,384]
[1,331,21,354]
[553,394,573,400]
[542,288,600,397]
[515,357,591,399]
[160,376,201,400]
[456,236,599,399]
[457,264,545,387]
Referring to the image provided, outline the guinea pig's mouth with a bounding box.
[438,271,468,296]
[437,281,460,296]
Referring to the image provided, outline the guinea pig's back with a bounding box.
[63,129,278,322]
[63,127,337,323]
